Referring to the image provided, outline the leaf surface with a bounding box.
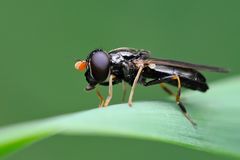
[0,77,239,158]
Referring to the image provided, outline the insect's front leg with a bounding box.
[96,88,105,108]
[104,74,114,107]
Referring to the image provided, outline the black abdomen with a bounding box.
[168,77,209,92]
[142,65,209,92]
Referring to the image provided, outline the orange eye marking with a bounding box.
[75,61,87,71]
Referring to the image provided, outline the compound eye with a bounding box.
[90,51,110,82]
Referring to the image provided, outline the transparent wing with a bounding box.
[143,58,229,73]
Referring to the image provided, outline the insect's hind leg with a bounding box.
[144,77,176,96]
[172,75,197,126]
[144,75,197,126]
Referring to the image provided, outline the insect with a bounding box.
[75,47,228,126]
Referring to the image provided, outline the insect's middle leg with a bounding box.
[128,65,144,106]
[160,83,176,97]
[144,75,196,126]
[104,74,114,107]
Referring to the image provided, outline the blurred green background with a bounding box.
[0,0,239,159]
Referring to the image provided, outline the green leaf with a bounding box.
[0,77,239,158]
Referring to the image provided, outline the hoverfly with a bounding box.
[75,47,228,126]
